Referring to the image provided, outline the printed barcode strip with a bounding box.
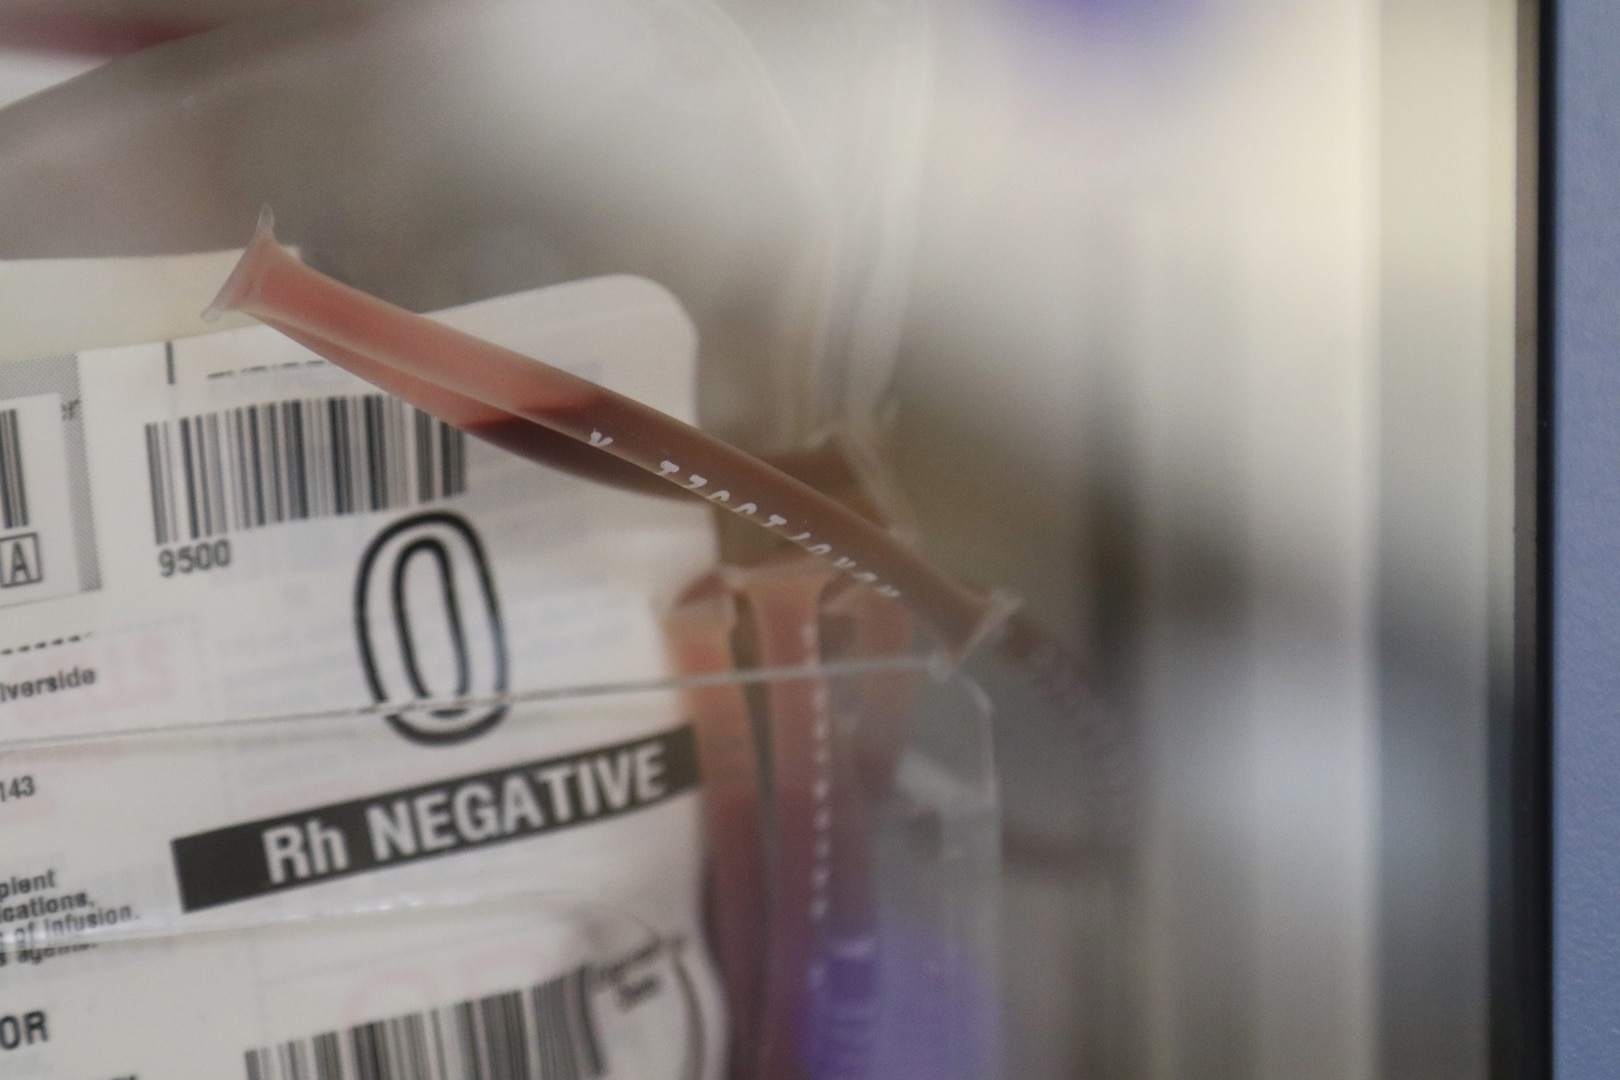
[144,395,467,545]
[243,966,603,1080]
[0,408,28,531]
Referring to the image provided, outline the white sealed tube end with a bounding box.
[202,206,281,321]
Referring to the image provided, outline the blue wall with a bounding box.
[1553,1,1620,1073]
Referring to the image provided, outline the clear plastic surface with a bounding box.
[0,0,929,455]
[0,664,1000,1080]
[0,3,1080,1078]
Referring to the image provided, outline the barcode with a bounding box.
[144,395,467,546]
[244,965,604,1080]
[0,408,28,531]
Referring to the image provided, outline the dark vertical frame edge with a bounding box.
[1493,0,1552,1074]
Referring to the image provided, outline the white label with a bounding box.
[0,394,79,608]
[0,274,722,1080]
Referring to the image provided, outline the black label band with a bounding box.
[171,725,699,912]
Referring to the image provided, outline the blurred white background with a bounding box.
[885,0,1519,1077]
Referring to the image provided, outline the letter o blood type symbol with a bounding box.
[355,512,509,744]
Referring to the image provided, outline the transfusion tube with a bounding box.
[670,561,916,1080]
[207,214,1127,844]
[803,580,913,1080]
[207,213,1012,657]
[722,558,908,1080]
[729,560,839,1080]
[241,290,686,501]
[820,583,917,801]
[666,575,768,1080]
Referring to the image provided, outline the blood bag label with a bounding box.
[355,512,510,745]
[172,726,701,911]
[141,392,469,547]
[242,961,606,1080]
[0,274,722,1080]
[0,393,83,607]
